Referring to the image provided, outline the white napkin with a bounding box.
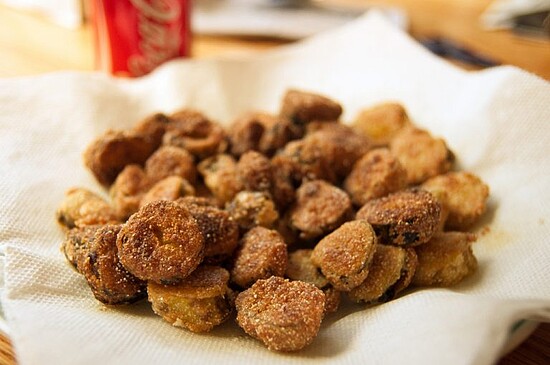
[1,11,549,365]
[193,0,408,38]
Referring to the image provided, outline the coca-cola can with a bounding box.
[90,0,192,77]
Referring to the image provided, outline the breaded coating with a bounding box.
[289,180,352,240]
[231,227,288,288]
[352,102,410,146]
[163,109,227,159]
[344,148,407,206]
[145,145,197,185]
[139,176,195,207]
[148,265,232,333]
[306,124,371,179]
[413,232,477,286]
[56,188,118,229]
[110,164,151,220]
[176,198,239,264]
[228,112,293,157]
[311,220,377,292]
[197,154,244,204]
[390,127,454,185]
[286,249,340,313]
[132,112,171,149]
[226,191,279,232]
[269,155,297,211]
[237,151,273,192]
[277,139,335,184]
[286,249,329,289]
[356,188,441,247]
[280,89,342,126]
[80,224,146,304]
[116,200,204,284]
[61,225,102,270]
[235,276,325,351]
[348,244,416,304]
[422,171,489,230]
[83,129,159,186]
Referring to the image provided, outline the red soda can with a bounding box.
[90,0,192,77]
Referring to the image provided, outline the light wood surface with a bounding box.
[0,1,548,364]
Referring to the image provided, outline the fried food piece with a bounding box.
[422,172,490,230]
[413,232,477,286]
[276,139,335,184]
[348,244,417,304]
[197,154,244,204]
[61,225,102,270]
[356,188,441,247]
[344,148,407,206]
[286,249,340,313]
[286,249,329,288]
[390,127,454,185]
[110,164,151,220]
[144,145,197,185]
[80,224,146,305]
[280,89,342,126]
[226,191,279,232]
[235,276,325,351]
[163,109,227,159]
[139,176,195,207]
[237,151,273,192]
[116,200,204,284]
[269,155,297,211]
[176,198,239,264]
[228,112,293,157]
[231,227,288,288]
[83,129,159,186]
[311,220,377,291]
[306,124,371,179]
[56,188,118,229]
[352,102,411,146]
[132,112,171,149]
[289,180,352,240]
[148,265,232,333]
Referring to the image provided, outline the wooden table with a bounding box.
[0,1,548,364]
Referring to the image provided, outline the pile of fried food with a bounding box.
[56,89,489,352]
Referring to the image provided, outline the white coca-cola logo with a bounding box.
[128,0,183,76]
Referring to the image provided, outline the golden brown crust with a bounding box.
[237,151,273,192]
[348,244,405,304]
[139,176,195,207]
[352,102,410,146]
[132,113,171,149]
[148,265,232,332]
[176,199,239,264]
[228,112,293,157]
[56,188,119,229]
[413,232,477,286]
[286,249,329,289]
[226,191,279,232]
[280,89,343,126]
[235,276,325,351]
[110,165,151,220]
[163,109,227,159]
[144,145,197,185]
[311,220,377,292]
[344,148,407,206]
[356,188,441,247]
[230,227,288,288]
[80,224,146,304]
[390,127,454,185]
[83,129,158,186]
[289,180,352,240]
[422,171,490,230]
[116,200,204,284]
[197,154,244,204]
[61,225,102,270]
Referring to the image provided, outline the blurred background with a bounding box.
[0,0,549,78]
